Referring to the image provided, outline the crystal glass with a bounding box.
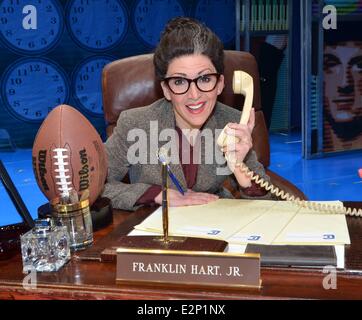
[20,219,70,273]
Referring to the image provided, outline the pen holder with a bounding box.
[51,198,93,251]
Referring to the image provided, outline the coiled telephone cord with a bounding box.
[237,163,362,217]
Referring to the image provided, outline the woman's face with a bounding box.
[324,41,362,123]
[161,54,224,130]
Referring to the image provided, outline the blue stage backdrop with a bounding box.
[0,0,236,148]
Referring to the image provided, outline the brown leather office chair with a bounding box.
[102,50,307,200]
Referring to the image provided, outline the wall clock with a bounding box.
[133,0,185,47]
[1,58,69,122]
[72,55,114,116]
[66,0,128,52]
[0,0,64,54]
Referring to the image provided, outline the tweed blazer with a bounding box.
[102,98,271,211]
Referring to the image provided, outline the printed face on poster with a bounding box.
[323,21,362,153]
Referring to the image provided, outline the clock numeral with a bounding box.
[52,75,60,82]
[50,17,57,24]
[17,69,27,76]
[106,36,113,44]
[138,6,148,14]
[29,64,40,72]
[90,103,96,110]
[76,29,82,36]
[10,0,20,5]
[71,17,78,24]
[16,38,21,46]
[2,7,15,14]
[8,89,16,95]
[13,101,20,108]
[73,7,84,14]
[5,30,13,37]
[0,17,8,24]
[46,5,53,13]
[35,111,42,117]
[95,40,102,47]
[111,5,118,12]
[10,78,22,85]
[85,37,90,44]
[79,74,89,81]
[85,66,94,73]
[77,85,84,91]
[23,108,29,115]
[56,86,64,93]
[41,38,48,45]
[49,29,55,36]
[111,5,119,12]
[28,41,35,49]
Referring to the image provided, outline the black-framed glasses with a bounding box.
[163,73,221,95]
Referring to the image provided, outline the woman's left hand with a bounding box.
[221,108,255,165]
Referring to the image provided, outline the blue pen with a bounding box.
[166,165,185,195]
[158,151,185,195]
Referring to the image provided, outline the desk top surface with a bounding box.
[1,202,362,300]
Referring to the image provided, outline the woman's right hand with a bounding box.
[154,189,219,207]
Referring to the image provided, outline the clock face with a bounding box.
[72,56,114,116]
[133,0,185,47]
[195,0,235,44]
[0,0,64,55]
[1,58,69,122]
[66,0,128,52]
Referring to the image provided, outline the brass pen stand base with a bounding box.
[101,235,228,262]
[151,235,187,247]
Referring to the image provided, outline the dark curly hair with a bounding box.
[153,17,224,80]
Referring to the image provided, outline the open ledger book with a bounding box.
[130,199,350,269]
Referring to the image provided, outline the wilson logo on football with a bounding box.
[78,148,90,192]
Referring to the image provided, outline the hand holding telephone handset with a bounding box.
[217,71,362,217]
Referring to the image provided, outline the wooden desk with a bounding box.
[1,202,362,300]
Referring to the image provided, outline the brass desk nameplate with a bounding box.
[116,248,261,290]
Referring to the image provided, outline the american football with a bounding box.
[32,104,108,205]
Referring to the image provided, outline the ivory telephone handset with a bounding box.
[217,70,362,217]
[216,70,253,148]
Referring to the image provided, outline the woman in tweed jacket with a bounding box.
[103,17,272,211]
